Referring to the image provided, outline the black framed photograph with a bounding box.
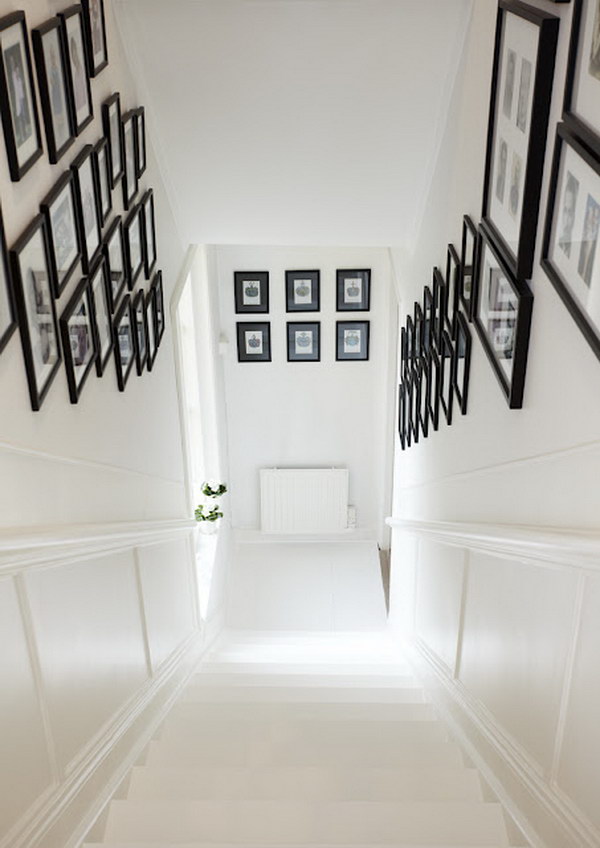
[440,330,454,425]
[40,171,81,297]
[427,347,441,432]
[102,216,126,311]
[564,0,600,157]
[81,0,108,78]
[122,110,138,210]
[287,321,320,362]
[31,18,74,164]
[151,270,164,346]
[59,6,93,136]
[445,244,460,335]
[89,257,113,376]
[94,138,111,227]
[407,372,419,445]
[0,11,43,181]
[336,269,370,311]
[236,321,271,362]
[102,93,123,188]
[475,222,533,408]
[414,302,423,360]
[124,205,144,288]
[405,315,414,368]
[145,286,157,370]
[134,106,146,178]
[9,216,61,410]
[460,215,477,319]
[482,1,558,280]
[432,267,446,350]
[0,204,16,355]
[234,271,269,313]
[113,294,134,391]
[132,289,148,375]
[542,123,600,361]
[286,270,320,312]
[59,276,97,403]
[423,285,434,353]
[336,320,369,361]
[453,311,472,415]
[416,358,429,439]
[141,189,157,278]
[72,144,102,272]
[398,382,407,450]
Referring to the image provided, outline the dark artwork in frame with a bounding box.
[59,6,93,136]
[482,0,559,279]
[132,288,148,375]
[439,330,454,425]
[103,93,123,188]
[102,216,126,311]
[141,189,157,278]
[427,347,441,432]
[113,294,135,391]
[287,321,320,362]
[234,271,269,313]
[81,0,108,78]
[336,269,370,311]
[0,202,16,355]
[236,321,271,362]
[445,244,460,336]
[145,286,158,370]
[59,276,97,403]
[564,0,600,157]
[151,270,165,346]
[71,144,102,273]
[9,216,62,410]
[453,311,472,415]
[336,320,370,361]
[475,222,533,408]
[286,270,320,312]
[40,171,81,298]
[94,138,112,227]
[124,205,144,289]
[0,11,43,181]
[32,18,74,164]
[460,215,478,319]
[134,106,146,178]
[121,110,138,210]
[88,256,113,376]
[542,123,600,362]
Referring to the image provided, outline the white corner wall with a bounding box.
[389,3,600,847]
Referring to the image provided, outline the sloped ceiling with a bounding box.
[115,0,473,248]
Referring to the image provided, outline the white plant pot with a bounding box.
[198,521,218,535]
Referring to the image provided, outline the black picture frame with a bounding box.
[94,137,112,227]
[0,11,43,181]
[134,106,146,178]
[234,271,269,313]
[423,285,434,354]
[453,311,472,415]
[336,269,370,311]
[145,286,157,371]
[113,294,134,391]
[564,0,600,158]
[9,216,62,410]
[460,215,478,319]
[287,321,320,362]
[414,302,423,360]
[482,0,559,280]
[59,276,97,403]
[71,144,102,272]
[445,244,460,335]
[407,371,419,445]
[475,221,533,408]
[400,326,408,379]
[88,256,113,376]
[236,321,271,362]
[0,202,15,356]
[432,267,446,351]
[286,270,320,312]
[427,347,441,432]
[141,189,157,278]
[102,92,123,189]
[398,381,407,450]
[542,123,600,362]
[439,329,454,425]
[416,357,429,439]
[151,270,164,346]
[124,204,144,288]
[31,18,74,164]
[40,171,81,298]
[59,6,93,136]
[81,0,108,78]
[121,110,138,210]
[132,288,148,375]
[336,320,369,361]
[102,216,126,312]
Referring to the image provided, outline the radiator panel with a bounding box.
[260,468,349,534]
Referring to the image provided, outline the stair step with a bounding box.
[88,844,510,847]
[166,700,437,724]
[103,799,509,844]
[127,765,483,802]
[198,662,412,675]
[181,684,426,704]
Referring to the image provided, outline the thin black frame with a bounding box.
[0,202,16,355]
[439,329,454,425]
[427,347,441,432]
[453,310,472,415]
[81,0,108,78]
[460,215,478,319]
[564,0,600,157]
[416,357,429,439]
[121,110,138,210]
[88,256,113,376]
[400,326,408,379]
[474,221,533,408]
[102,92,123,188]
[134,106,146,178]
[482,0,559,280]
[285,270,320,312]
[423,285,434,354]
[336,269,371,311]
[94,137,112,227]
[336,320,370,361]
[432,267,446,351]
[59,275,97,403]
[406,315,414,367]
[234,271,269,314]
[0,11,43,181]
[71,143,102,272]
[398,381,407,450]
[124,204,144,289]
[287,321,320,362]
[151,270,165,346]
[236,321,271,362]
[407,371,419,444]
[59,5,93,136]
[40,171,81,298]
[145,286,157,371]
[31,18,74,164]
[132,288,148,375]
[102,216,126,312]
[445,244,460,336]
[113,294,134,391]
[141,189,157,278]
[414,302,423,360]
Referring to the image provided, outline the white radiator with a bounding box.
[260,468,349,534]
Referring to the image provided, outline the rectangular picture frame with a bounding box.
[236,321,271,362]
[40,171,81,297]
[113,293,134,390]
[32,17,74,164]
[89,256,113,376]
[59,275,97,403]
[445,243,460,336]
[141,189,157,278]
[121,109,138,210]
[460,215,478,319]
[564,0,600,158]
[336,320,370,361]
[134,106,146,178]
[234,271,269,313]
[336,269,370,311]
[287,321,320,362]
[453,310,472,415]
[71,143,102,272]
[439,329,455,425]
[102,215,126,311]
[151,270,165,346]
[132,288,148,375]
[81,0,108,78]
[59,5,93,136]
[94,137,112,227]
[103,92,123,188]
[124,204,144,288]
[286,270,320,312]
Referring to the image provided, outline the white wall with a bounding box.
[389,3,600,846]
[216,244,395,541]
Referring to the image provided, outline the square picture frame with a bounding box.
[286,270,320,312]
[234,271,269,313]
[113,294,134,391]
[564,0,600,158]
[132,288,148,375]
[0,11,43,181]
[151,270,165,346]
[236,321,271,362]
[439,329,454,425]
[336,320,370,361]
[102,216,126,311]
[453,310,472,415]
[287,321,320,362]
[336,269,370,311]
[89,256,113,376]
[141,189,157,278]
[81,0,108,78]
[59,276,97,403]
[460,215,478,319]
[102,92,123,188]
[32,18,74,164]
[71,144,102,272]
[59,5,93,136]
[94,137,112,227]
[40,171,81,297]
[121,110,138,210]
[124,204,144,288]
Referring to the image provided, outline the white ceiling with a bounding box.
[115,0,473,249]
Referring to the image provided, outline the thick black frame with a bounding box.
[9,215,62,410]
[0,201,15,355]
[285,270,320,312]
[416,357,429,439]
[432,267,446,351]
[81,0,108,78]
[94,137,112,227]
[427,347,441,432]
[407,370,419,445]
[59,5,93,136]
[113,294,134,391]
[423,285,434,354]
[336,269,371,311]
[0,11,43,181]
[287,321,320,362]
[71,143,102,272]
[151,270,165,346]
[398,381,407,450]
[445,244,460,336]
[102,216,126,312]
[134,106,146,178]
[234,271,269,314]
[236,321,271,362]
[31,18,74,164]
[439,329,454,425]
[460,215,478,319]
[88,256,113,376]
[145,286,157,371]
[482,0,559,280]
[400,326,408,379]
[475,221,533,408]
[141,189,157,278]
[124,204,144,289]
[453,310,472,415]
[102,92,123,188]
[59,275,97,403]
[541,123,600,362]
[132,288,148,375]
[336,320,370,361]
[121,110,138,210]
[564,0,600,157]
[406,314,414,367]
[414,302,423,360]
[40,171,81,297]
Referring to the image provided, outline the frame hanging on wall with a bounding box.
[132,288,148,375]
[439,329,454,425]
[40,171,81,298]
[236,321,271,362]
[103,92,123,188]
[71,144,102,273]
[564,0,600,156]
[460,215,478,319]
[113,294,135,390]
[102,216,127,312]
[81,0,108,78]
[286,270,320,312]
[453,310,472,415]
[59,276,97,403]
[31,17,74,164]
[336,320,370,361]
[59,5,93,136]
[287,321,320,361]
[336,269,371,311]
[89,257,113,377]
[234,271,269,313]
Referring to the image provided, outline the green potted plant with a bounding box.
[195,481,227,533]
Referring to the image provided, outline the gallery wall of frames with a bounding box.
[0,0,166,412]
[399,0,600,450]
